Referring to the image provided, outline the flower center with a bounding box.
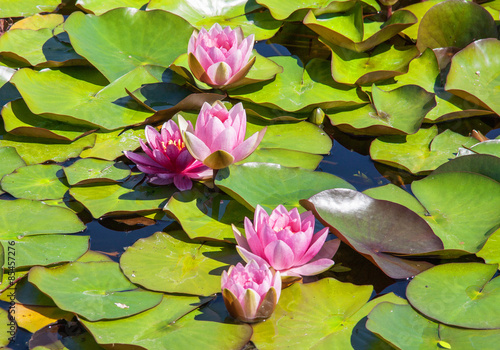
[162,139,184,152]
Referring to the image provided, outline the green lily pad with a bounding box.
[164,188,252,242]
[301,188,443,279]
[147,0,281,41]
[215,162,355,212]
[2,99,94,141]
[432,154,500,183]
[407,262,500,329]
[417,0,497,51]
[29,261,163,321]
[304,4,417,52]
[370,126,477,174]
[324,41,420,85]
[171,51,283,91]
[364,173,500,253]
[477,227,500,266]
[401,0,443,40]
[327,84,435,135]
[120,231,242,295]
[445,39,500,116]
[239,148,323,169]
[28,322,104,350]
[0,0,61,17]
[76,0,149,15]
[9,13,64,30]
[252,278,405,349]
[458,140,500,157]
[11,65,164,130]
[0,308,14,347]
[257,0,357,21]
[70,175,175,218]
[82,295,252,350]
[64,158,130,185]
[79,128,145,160]
[367,302,500,350]
[0,147,26,182]
[0,235,88,268]
[0,199,85,239]
[64,8,194,81]
[1,164,68,200]
[0,133,96,165]
[229,56,365,112]
[0,23,84,67]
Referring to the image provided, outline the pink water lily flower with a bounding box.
[179,101,266,169]
[124,120,212,191]
[188,23,255,88]
[221,260,281,323]
[233,205,337,276]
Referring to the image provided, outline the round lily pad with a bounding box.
[120,231,242,295]
[28,261,163,321]
[1,164,68,200]
[407,263,500,329]
[252,278,405,349]
[446,39,500,116]
[417,0,497,51]
[0,199,85,239]
[82,295,253,350]
[367,302,500,350]
[301,188,443,279]
[215,162,355,212]
[64,8,194,82]
[64,158,130,185]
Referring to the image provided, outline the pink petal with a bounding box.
[264,240,295,271]
[175,149,194,170]
[253,205,269,232]
[231,128,267,162]
[236,246,269,267]
[282,259,334,277]
[147,173,175,185]
[152,149,174,169]
[261,225,278,247]
[207,46,226,63]
[204,115,226,149]
[241,35,255,63]
[139,139,155,160]
[165,143,181,160]
[183,164,212,179]
[145,125,161,150]
[210,126,238,153]
[183,132,211,161]
[206,61,232,86]
[232,224,250,251]
[283,232,310,262]
[311,238,340,261]
[224,50,243,73]
[295,227,329,266]
[124,151,159,168]
[195,45,214,70]
[244,217,265,258]
[187,32,197,54]
[173,175,193,191]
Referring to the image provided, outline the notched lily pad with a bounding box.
[0,147,26,183]
[407,263,500,329]
[301,188,443,279]
[120,231,242,295]
[64,158,131,185]
[28,261,163,321]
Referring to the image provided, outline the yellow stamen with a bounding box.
[162,139,185,151]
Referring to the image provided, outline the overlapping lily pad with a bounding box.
[1,99,94,141]
[0,133,96,165]
[82,295,252,350]
[0,199,85,239]
[367,302,500,350]
[11,65,164,130]
[215,162,355,212]
[432,154,500,183]
[364,173,500,253]
[28,261,163,321]
[257,0,357,21]
[445,38,500,115]
[477,228,500,266]
[458,139,500,157]
[79,128,144,160]
[301,188,443,278]
[401,0,442,40]
[327,84,435,135]
[64,8,194,81]
[0,147,25,182]
[407,263,500,329]
[164,189,252,242]
[0,0,61,17]
[76,0,149,15]
[370,126,476,174]
[64,158,130,185]
[147,0,281,40]
[252,278,405,349]
[120,231,242,295]
[416,0,497,51]
[324,41,420,85]
[70,175,175,218]
[1,164,68,200]
[229,56,365,112]
[304,4,417,52]
[0,235,88,268]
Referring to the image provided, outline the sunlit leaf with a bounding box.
[64,158,130,185]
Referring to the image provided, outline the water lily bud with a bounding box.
[232,204,337,277]
[221,261,281,323]
[187,23,256,88]
[123,120,212,191]
[309,107,325,125]
[181,101,266,169]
